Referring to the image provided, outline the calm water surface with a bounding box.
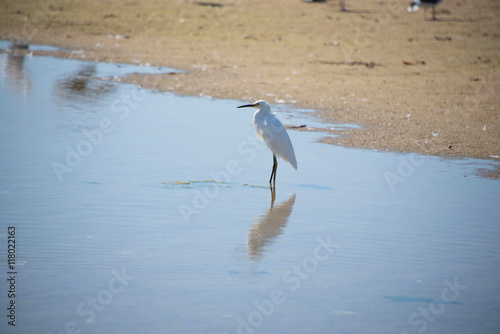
[0,46,499,334]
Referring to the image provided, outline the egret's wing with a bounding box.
[255,114,297,170]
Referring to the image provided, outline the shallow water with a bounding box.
[0,47,499,334]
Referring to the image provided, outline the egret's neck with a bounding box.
[253,106,272,120]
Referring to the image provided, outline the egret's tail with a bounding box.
[282,154,297,170]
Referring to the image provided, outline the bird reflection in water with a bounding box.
[1,43,32,98]
[247,190,296,260]
[52,63,117,136]
[54,63,115,102]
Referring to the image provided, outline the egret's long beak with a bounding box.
[237,103,255,108]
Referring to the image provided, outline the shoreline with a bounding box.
[1,0,498,176]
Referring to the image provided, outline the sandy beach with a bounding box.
[1,0,499,169]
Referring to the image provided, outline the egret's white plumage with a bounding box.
[237,100,297,184]
[253,102,297,170]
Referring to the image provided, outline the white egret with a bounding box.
[237,100,297,186]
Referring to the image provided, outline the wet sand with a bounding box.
[1,0,499,167]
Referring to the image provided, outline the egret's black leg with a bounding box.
[273,155,277,183]
[269,155,277,185]
[269,161,273,184]
[432,7,436,20]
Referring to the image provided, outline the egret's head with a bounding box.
[237,100,269,109]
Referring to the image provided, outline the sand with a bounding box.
[1,0,499,175]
